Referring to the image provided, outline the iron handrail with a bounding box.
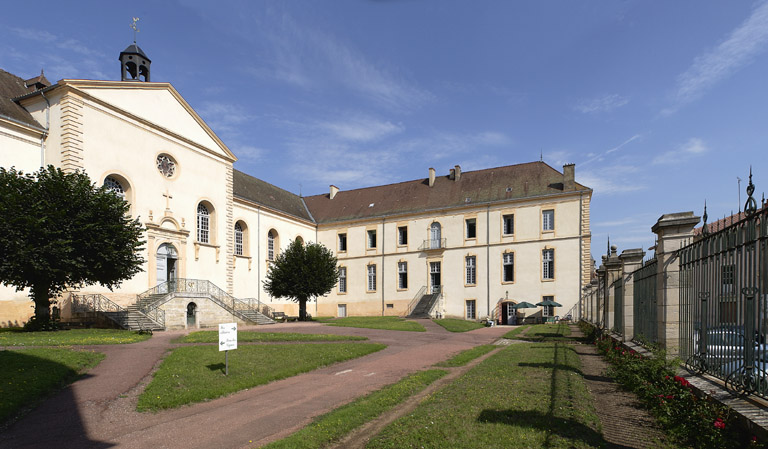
[419,238,447,251]
[406,286,427,316]
[72,293,125,314]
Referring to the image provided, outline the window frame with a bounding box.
[338,233,347,253]
[397,261,408,290]
[397,225,408,247]
[465,299,477,320]
[367,263,377,292]
[502,213,514,236]
[338,266,347,294]
[267,230,278,261]
[465,217,477,240]
[465,255,477,286]
[542,209,555,232]
[367,229,377,249]
[234,222,244,256]
[502,251,514,283]
[542,248,555,280]
[196,203,210,244]
[542,296,555,317]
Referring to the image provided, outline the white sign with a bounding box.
[219,323,237,351]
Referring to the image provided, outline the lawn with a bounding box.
[435,345,497,367]
[174,331,367,343]
[138,343,386,411]
[501,324,530,339]
[367,342,603,448]
[322,317,425,332]
[261,369,447,449]
[0,328,152,346]
[432,318,485,332]
[503,323,571,341]
[0,348,104,423]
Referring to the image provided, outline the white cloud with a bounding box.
[574,94,629,114]
[579,165,646,195]
[581,134,642,167]
[652,137,708,165]
[232,145,266,162]
[664,1,768,114]
[316,117,403,142]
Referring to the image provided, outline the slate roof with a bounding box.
[120,44,151,62]
[233,169,313,221]
[303,161,590,224]
[0,68,43,129]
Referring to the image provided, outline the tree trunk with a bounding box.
[299,297,307,321]
[32,283,51,323]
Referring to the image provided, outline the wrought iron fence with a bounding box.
[406,286,428,316]
[680,183,767,397]
[72,293,125,314]
[613,278,624,334]
[633,259,658,344]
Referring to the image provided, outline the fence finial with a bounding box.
[702,200,709,236]
[745,166,757,217]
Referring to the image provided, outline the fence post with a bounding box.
[651,212,700,357]
[604,246,622,331]
[618,248,645,342]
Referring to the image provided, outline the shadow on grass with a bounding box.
[206,363,226,373]
[477,409,606,447]
[517,362,582,375]
[0,351,112,448]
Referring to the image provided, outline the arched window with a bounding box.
[267,230,277,261]
[234,222,244,256]
[197,203,210,243]
[295,236,304,245]
[104,176,125,199]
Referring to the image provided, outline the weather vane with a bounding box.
[130,17,140,44]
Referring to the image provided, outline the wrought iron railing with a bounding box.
[406,286,427,316]
[679,178,767,397]
[612,278,624,334]
[135,279,272,325]
[419,238,447,251]
[633,259,658,344]
[240,297,275,319]
[72,293,125,314]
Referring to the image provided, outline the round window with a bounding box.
[156,154,177,178]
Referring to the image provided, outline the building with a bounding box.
[0,44,592,328]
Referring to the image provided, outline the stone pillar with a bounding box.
[596,265,606,328]
[618,248,645,341]
[589,279,598,324]
[652,212,699,356]
[604,246,622,331]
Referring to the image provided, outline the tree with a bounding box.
[0,166,145,329]
[264,239,339,321]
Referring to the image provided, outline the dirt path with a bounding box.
[568,325,668,449]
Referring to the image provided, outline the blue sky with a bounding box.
[2,1,767,264]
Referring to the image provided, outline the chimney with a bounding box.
[449,168,455,180]
[563,164,575,191]
[428,168,436,187]
[454,165,461,181]
[330,185,339,199]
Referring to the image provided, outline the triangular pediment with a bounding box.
[64,80,236,162]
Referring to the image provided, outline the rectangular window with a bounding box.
[721,265,734,294]
[367,230,377,249]
[235,228,243,256]
[466,255,476,285]
[338,267,347,293]
[503,214,514,235]
[466,299,476,320]
[543,249,554,280]
[338,233,347,252]
[398,262,408,289]
[542,296,554,317]
[367,264,377,291]
[542,209,554,231]
[465,218,477,239]
[503,252,514,282]
[398,226,408,245]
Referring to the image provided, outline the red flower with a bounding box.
[666,395,674,399]
[714,419,725,429]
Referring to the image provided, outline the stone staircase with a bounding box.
[103,310,165,331]
[408,290,441,318]
[238,309,276,325]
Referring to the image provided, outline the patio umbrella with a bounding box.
[511,301,538,309]
[536,299,563,307]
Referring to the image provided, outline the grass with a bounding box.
[0,328,152,346]
[367,342,603,448]
[261,369,447,449]
[503,323,571,342]
[435,345,497,367]
[322,317,426,332]
[0,348,104,423]
[138,343,386,411]
[432,318,485,332]
[502,325,530,339]
[173,331,367,343]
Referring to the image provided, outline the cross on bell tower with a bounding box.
[120,17,151,82]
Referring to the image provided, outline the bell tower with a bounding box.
[120,17,151,82]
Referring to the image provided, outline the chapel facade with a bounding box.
[0,44,592,328]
